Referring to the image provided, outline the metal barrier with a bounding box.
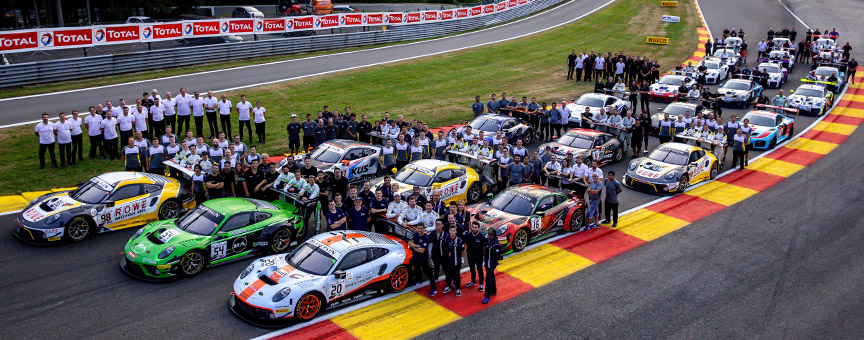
[0,0,566,88]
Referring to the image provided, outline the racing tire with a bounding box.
[613,147,624,163]
[709,163,719,179]
[387,265,410,293]
[269,227,293,254]
[678,175,690,193]
[769,136,777,149]
[179,250,206,277]
[294,292,323,321]
[64,216,93,242]
[467,183,482,203]
[522,131,533,145]
[158,199,182,220]
[568,208,585,232]
[512,228,530,252]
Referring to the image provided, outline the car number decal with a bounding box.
[158,228,181,243]
[329,281,344,299]
[211,241,227,259]
[530,217,541,232]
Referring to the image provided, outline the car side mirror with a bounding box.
[103,200,115,207]
[215,231,231,240]
[690,162,697,168]
[432,183,442,189]
[333,270,346,279]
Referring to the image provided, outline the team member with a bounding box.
[68,110,84,162]
[217,94,233,139]
[55,112,73,166]
[325,200,347,231]
[235,95,253,143]
[131,103,149,141]
[192,91,207,138]
[443,224,466,297]
[101,111,119,161]
[408,222,436,294]
[34,113,57,169]
[301,114,316,151]
[191,164,206,204]
[487,93,499,114]
[731,128,747,171]
[147,137,167,175]
[586,173,603,229]
[176,88,192,135]
[286,114,301,155]
[601,171,622,228]
[346,198,371,231]
[85,107,104,159]
[205,167,225,200]
[482,226,502,304]
[122,136,144,171]
[463,221,487,292]
[472,96,485,117]
[242,160,267,199]
[117,106,135,152]
[150,98,166,140]
[429,219,447,296]
[543,154,561,187]
[162,91,177,133]
[203,91,219,138]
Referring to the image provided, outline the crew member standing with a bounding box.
[117,106,135,154]
[482,226,501,304]
[85,107,104,159]
[176,88,193,135]
[204,91,219,138]
[69,110,84,162]
[443,224,466,297]
[163,91,177,133]
[236,95,253,143]
[408,222,436,295]
[101,111,119,161]
[463,221,487,292]
[253,101,267,144]
[567,50,577,80]
[472,96,485,118]
[218,94,233,139]
[55,113,73,166]
[34,113,57,169]
[150,98,166,141]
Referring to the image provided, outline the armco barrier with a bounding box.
[0,0,565,88]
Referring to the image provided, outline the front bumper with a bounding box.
[622,174,679,195]
[650,93,678,102]
[749,136,772,150]
[13,219,64,245]
[720,97,749,108]
[229,293,292,328]
[120,252,180,282]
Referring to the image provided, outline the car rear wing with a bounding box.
[815,61,848,73]
[754,104,800,115]
[446,149,499,190]
[163,159,196,178]
[800,78,838,87]
[267,187,322,233]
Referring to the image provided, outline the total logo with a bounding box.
[40,32,52,46]
[362,16,367,24]
[94,28,105,42]
[286,20,294,29]
[314,18,321,27]
[220,22,229,33]
[183,23,193,35]
[142,27,152,39]
[339,16,345,25]
[255,21,263,31]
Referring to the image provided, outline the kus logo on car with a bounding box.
[142,27,152,39]
[94,28,105,42]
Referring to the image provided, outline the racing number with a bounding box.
[329,281,344,299]
[530,217,541,232]
[99,213,112,225]
[211,241,227,259]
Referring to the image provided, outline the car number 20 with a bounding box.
[329,281,344,299]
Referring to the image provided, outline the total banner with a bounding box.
[2,0,532,53]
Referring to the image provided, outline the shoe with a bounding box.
[465,282,475,287]
[601,219,610,224]
[442,287,452,294]
[430,290,437,297]
[483,297,490,304]
[39,165,45,169]
[455,290,462,297]
[612,223,617,228]
[479,285,484,292]
[643,150,648,155]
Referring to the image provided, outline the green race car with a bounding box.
[121,197,317,281]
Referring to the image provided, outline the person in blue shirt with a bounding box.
[313,120,327,147]
[472,96,485,118]
[443,224,466,296]
[408,221,436,295]
[538,102,550,141]
[508,155,525,186]
[548,102,562,140]
[369,189,389,233]
[325,200,347,231]
[482,226,502,304]
[527,97,541,138]
[487,94,499,114]
[463,221,487,291]
[346,198,371,231]
[529,150,543,184]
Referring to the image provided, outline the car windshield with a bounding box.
[815,69,837,77]
[761,65,781,73]
[723,82,750,90]
[703,62,720,70]
[659,76,683,85]
[309,145,343,163]
[394,167,433,187]
[663,105,691,117]
[795,88,824,97]
[558,133,594,149]
[575,96,605,108]
[489,191,536,216]
[176,205,225,236]
[769,52,788,59]
[648,147,689,165]
[468,118,502,132]
[70,181,110,204]
[713,50,732,56]
[743,113,776,127]
[287,243,336,276]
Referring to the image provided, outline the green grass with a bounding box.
[1,0,697,196]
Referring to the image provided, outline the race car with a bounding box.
[810,65,846,92]
[760,50,795,70]
[229,231,412,325]
[699,58,729,84]
[121,195,315,281]
[650,102,714,132]
[623,142,720,195]
[726,37,744,52]
[538,128,625,166]
[787,83,834,115]
[15,172,195,245]
[757,62,788,88]
[277,140,382,184]
[742,105,796,150]
[771,37,792,50]
[815,38,837,52]
[450,114,535,145]
[711,48,740,67]
[466,184,585,253]
[649,74,697,102]
[565,93,631,127]
[372,159,486,204]
[718,78,763,108]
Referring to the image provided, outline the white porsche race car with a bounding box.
[758,62,788,88]
[787,84,834,115]
[276,140,382,183]
[700,58,729,84]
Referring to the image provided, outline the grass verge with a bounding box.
[1,0,697,195]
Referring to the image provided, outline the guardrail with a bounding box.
[0,0,565,88]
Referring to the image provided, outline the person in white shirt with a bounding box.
[251,101,267,144]
[163,91,177,133]
[132,104,148,139]
[543,154,561,187]
[150,97,166,138]
[69,109,84,162]
[54,112,74,166]
[194,136,210,156]
[217,94,233,138]
[101,111,120,161]
[117,106,135,153]
[34,112,57,169]
[175,88,192,134]
[560,101,571,128]
[594,55,605,82]
[203,91,219,138]
[193,91,206,138]
[236,95,253,143]
[84,106,104,159]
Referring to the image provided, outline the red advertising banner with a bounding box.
[422,11,438,21]
[222,19,254,34]
[405,12,421,24]
[38,28,93,49]
[440,10,454,20]
[365,13,384,25]
[385,13,403,24]
[0,30,39,52]
[496,2,507,11]
[484,4,496,14]
[341,14,363,26]
[255,19,286,33]
[315,15,339,28]
[458,8,471,18]
[291,16,314,31]
[519,0,528,4]
[508,0,518,8]
[184,20,221,37]
[141,23,182,41]
[93,25,139,45]
[468,7,481,16]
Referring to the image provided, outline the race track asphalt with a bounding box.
[0,0,607,127]
[1,0,862,339]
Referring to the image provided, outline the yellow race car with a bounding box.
[15,172,196,245]
[623,142,720,194]
[372,159,486,204]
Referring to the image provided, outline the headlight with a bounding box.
[272,287,291,302]
[158,246,174,259]
[496,225,508,236]
[131,227,145,240]
[240,263,255,279]
[664,172,676,180]
[46,214,62,224]
[628,162,638,171]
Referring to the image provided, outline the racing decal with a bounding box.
[347,156,376,179]
[635,168,663,179]
[259,257,277,266]
[22,208,46,222]
[438,181,465,200]
[329,280,345,299]
[107,197,153,224]
[158,228,181,243]
[231,236,248,254]
[687,158,708,179]
[308,238,342,258]
[211,241,228,259]
[530,217,541,232]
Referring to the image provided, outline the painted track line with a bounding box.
[777,0,811,29]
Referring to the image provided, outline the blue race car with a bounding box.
[718,78,764,108]
[450,114,535,145]
[743,105,797,150]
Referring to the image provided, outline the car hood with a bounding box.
[20,192,83,224]
[788,94,826,105]
[718,89,750,97]
[234,255,324,305]
[469,203,527,233]
[565,103,600,116]
[650,84,679,93]
[128,222,206,257]
[749,125,775,138]
[627,159,678,181]
[539,142,590,157]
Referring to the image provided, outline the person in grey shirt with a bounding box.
[601,171,622,228]
[508,155,526,186]
[586,173,604,229]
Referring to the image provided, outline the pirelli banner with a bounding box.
[0,0,534,52]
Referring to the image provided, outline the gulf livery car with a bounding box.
[623,143,720,194]
[372,159,486,204]
[649,74,696,102]
[565,93,631,127]
[742,106,796,150]
[466,185,585,253]
[15,172,194,245]
[758,62,788,88]
[538,128,624,166]
[276,140,382,183]
[760,50,795,70]
[121,197,314,281]
[699,58,729,84]
[787,84,834,115]
[229,231,412,325]
[718,78,763,108]
[450,114,535,145]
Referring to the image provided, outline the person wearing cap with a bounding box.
[347,197,371,231]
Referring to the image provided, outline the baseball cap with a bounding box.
[291,114,297,117]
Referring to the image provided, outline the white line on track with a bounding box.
[777,0,811,29]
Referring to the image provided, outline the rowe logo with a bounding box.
[0,31,38,51]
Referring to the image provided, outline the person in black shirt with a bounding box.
[593,78,605,94]
[567,50,577,80]
[639,81,651,114]
[335,115,349,139]
[282,155,297,174]
[205,167,224,200]
[357,114,373,143]
[429,220,447,296]
[313,120,327,147]
[316,172,331,209]
[442,224,466,296]
[463,221,487,291]
[358,181,376,207]
[628,81,639,109]
[408,222,436,294]
[325,118,339,140]
[220,163,235,197]
[638,112,652,153]
[302,114,316,151]
[482,227,502,304]
[849,58,858,84]
[329,168,350,200]
[242,160,267,199]
[404,186,427,207]
[369,189,389,233]
[263,163,280,200]
[299,157,318,178]
[286,114,302,156]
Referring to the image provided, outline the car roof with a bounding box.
[744,110,778,118]
[565,128,602,137]
[475,114,513,122]
[815,66,839,72]
[796,84,824,91]
[325,139,372,148]
[310,231,400,254]
[661,74,686,80]
[658,142,697,152]
[408,159,460,172]
[94,172,148,187]
[507,184,570,198]
[725,79,751,85]
[238,6,260,11]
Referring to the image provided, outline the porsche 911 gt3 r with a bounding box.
[811,65,846,92]
[787,84,834,115]
[538,128,624,166]
[15,172,195,245]
[743,106,796,150]
[565,93,631,127]
[623,143,720,194]
[650,102,714,133]
[467,185,585,253]
[718,78,763,108]
[711,49,740,66]
[758,62,788,88]
[277,140,382,183]
[450,114,535,145]
[372,159,486,204]
[649,74,697,102]
[759,50,795,70]
[229,231,411,325]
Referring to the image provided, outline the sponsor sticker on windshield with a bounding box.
[308,238,341,258]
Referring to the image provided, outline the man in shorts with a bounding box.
[586,173,604,229]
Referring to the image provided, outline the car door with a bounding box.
[686,149,710,182]
[329,248,374,301]
[101,184,148,229]
[591,135,606,162]
[342,148,365,180]
[432,169,459,201]
[530,195,556,235]
[542,194,571,232]
[209,211,257,262]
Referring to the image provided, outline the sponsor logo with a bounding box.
[441,11,453,20]
[53,31,92,46]
[142,27,152,39]
[113,197,150,220]
[255,21,263,31]
[127,251,137,259]
[94,29,105,42]
[362,15,367,24]
[0,32,38,51]
[459,8,471,17]
[193,22,220,35]
[469,7,481,16]
[183,23,193,35]
[157,264,171,269]
[286,19,294,29]
[232,236,247,253]
[23,208,45,222]
[647,36,669,45]
[104,26,139,42]
[40,33,53,46]
[47,236,61,241]
[386,13,402,24]
[254,241,269,247]
[294,17,313,29]
[318,15,339,27]
[228,20,253,32]
[221,22,229,33]
[275,308,291,313]
[508,0,518,7]
[135,243,148,252]
[495,2,506,11]
[405,13,421,23]
[344,14,362,25]
[661,0,678,7]
[422,11,438,21]
[484,4,495,14]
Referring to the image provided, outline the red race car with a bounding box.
[467,184,586,253]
